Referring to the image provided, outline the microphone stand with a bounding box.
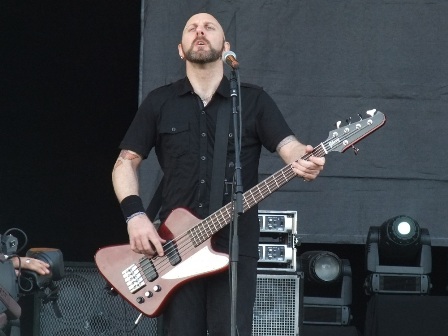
[229,68,243,336]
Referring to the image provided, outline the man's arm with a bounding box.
[276,135,325,181]
[112,150,142,201]
[112,150,165,256]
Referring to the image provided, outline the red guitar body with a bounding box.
[95,208,230,317]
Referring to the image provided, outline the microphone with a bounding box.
[222,51,239,69]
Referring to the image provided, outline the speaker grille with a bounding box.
[252,273,302,336]
[36,262,158,336]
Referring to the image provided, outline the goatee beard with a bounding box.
[184,40,224,64]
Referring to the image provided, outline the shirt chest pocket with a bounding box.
[159,123,190,158]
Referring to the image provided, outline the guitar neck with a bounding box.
[188,143,326,246]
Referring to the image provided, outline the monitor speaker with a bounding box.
[252,271,302,336]
[33,262,159,336]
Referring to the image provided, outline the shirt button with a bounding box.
[201,110,205,115]
[198,203,203,208]
[171,127,176,132]
[201,156,206,161]
[201,132,206,137]
[200,179,205,184]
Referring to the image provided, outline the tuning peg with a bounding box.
[358,113,363,120]
[366,109,376,117]
[352,145,359,155]
[346,117,352,125]
[335,121,342,129]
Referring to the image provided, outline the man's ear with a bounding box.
[178,44,185,59]
[224,41,231,51]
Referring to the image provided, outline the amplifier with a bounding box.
[258,210,297,271]
[258,244,294,264]
[253,271,303,336]
[34,262,159,336]
[258,210,297,234]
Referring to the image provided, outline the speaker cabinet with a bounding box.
[252,272,302,336]
[34,262,159,336]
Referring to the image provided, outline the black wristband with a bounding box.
[120,195,145,220]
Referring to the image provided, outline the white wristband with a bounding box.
[125,211,146,224]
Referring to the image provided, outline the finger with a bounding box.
[152,239,165,257]
[304,144,314,153]
[129,238,137,252]
[36,265,50,275]
[134,237,154,255]
[309,156,325,168]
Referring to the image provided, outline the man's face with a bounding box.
[179,13,226,64]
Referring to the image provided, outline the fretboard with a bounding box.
[188,143,326,246]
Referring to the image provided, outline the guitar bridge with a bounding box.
[122,264,146,293]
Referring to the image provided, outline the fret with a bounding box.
[187,144,339,247]
[210,212,219,232]
[248,186,260,203]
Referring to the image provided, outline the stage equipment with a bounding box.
[298,251,352,326]
[258,210,297,272]
[0,261,20,336]
[34,262,159,336]
[1,229,65,336]
[364,215,432,294]
[21,248,65,293]
[252,271,302,336]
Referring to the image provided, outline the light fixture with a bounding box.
[365,215,432,295]
[298,251,352,326]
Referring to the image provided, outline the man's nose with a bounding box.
[195,27,205,35]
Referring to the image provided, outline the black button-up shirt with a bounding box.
[120,76,293,258]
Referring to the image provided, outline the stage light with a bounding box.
[378,215,422,265]
[365,215,432,295]
[300,251,342,283]
[298,251,352,326]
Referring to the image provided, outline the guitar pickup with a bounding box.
[140,258,158,282]
[164,240,181,266]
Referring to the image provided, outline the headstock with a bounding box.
[323,109,386,154]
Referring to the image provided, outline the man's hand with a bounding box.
[127,214,166,256]
[290,145,325,181]
[12,256,50,276]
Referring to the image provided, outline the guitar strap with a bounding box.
[146,99,231,220]
[209,100,231,214]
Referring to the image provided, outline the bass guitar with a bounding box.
[95,109,386,317]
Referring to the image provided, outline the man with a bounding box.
[112,12,325,336]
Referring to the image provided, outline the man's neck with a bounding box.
[186,61,224,100]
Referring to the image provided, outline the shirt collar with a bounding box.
[173,76,231,98]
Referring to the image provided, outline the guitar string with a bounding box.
[139,128,352,278]
[140,140,333,277]
[138,148,317,278]
[137,122,377,279]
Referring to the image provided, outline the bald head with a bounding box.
[178,13,230,65]
[183,13,226,40]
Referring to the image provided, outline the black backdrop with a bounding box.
[139,0,448,246]
[1,1,141,261]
